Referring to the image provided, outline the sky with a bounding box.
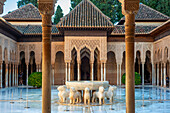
[1,0,71,16]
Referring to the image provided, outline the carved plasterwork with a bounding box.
[38,3,55,15]
[56,45,64,53]
[29,44,35,51]
[0,0,6,14]
[19,44,25,51]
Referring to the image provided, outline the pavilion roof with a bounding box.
[111,25,159,35]
[13,25,59,35]
[118,4,169,25]
[57,0,114,29]
[2,4,42,21]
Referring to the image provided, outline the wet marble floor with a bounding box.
[0,86,170,113]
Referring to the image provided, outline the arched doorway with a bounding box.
[80,47,90,81]
[19,51,26,85]
[29,51,36,76]
[106,51,117,85]
[94,48,100,81]
[71,48,77,81]
[144,50,152,84]
[54,51,65,85]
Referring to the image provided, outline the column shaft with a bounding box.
[41,14,52,113]
[101,63,103,81]
[26,64,28,86]
[5,64,8,87]
[9,63,11,87]
[0,63,2,88]
[117,64,119,85]
[125,14,135,113]
[91,63,94,81]
[120,64,122,86]
[65,63,68,82]
[152,63,155,85]
[12,64,15,86]
[163,63,166,87]
[77,62,80,81]
[36,65,39,72]
[142,63,144,85]
[157,64,159,86]
[68,63,70,81]
[104,63,106,81]
[161,63,163,87]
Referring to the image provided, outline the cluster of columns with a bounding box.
[156,62,169,87]
[65,60,107,82]
[117,62,122,85]
[0,62,18,88]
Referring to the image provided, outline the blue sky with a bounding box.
[1,0,71,16]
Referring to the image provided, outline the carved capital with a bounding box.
[119,0,139,15]
[38,2,55,15]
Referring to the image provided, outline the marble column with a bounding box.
[52,64,54,86]
[120,64,122,86]
[0,63,2,88]
[68,62,70,81]
[138,63,141,75]
[142,62,144,85]
[12,64,15,86]
[36,64,39,72]
[104,63,106,81]
[101,62,103,81]
[65,63,68,82]
[39,2,54,112]
[90,62,94,81]
[160,63,163,87]
[163,63,166,87]
[157,63,159,86]
[5,63,8,87]
[8,63,11,87]
[117,64,119,85]
[152,63,155,85]
[77,61,81,81]
[26,64,28,86]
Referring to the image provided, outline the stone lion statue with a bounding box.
[84,87,90,105]
[92,86,105,105]
[69,87,82,104]
[57,85,69,103]
[105,85,117,103]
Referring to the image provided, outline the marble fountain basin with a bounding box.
[66,81,109,90]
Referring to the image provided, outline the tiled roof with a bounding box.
[2,4,42,20]
[13,25,59,34]
[57,0,113,28]
[120,4,169,21]
[112,25,159,35]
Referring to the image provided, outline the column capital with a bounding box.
[38,1,56,15]
[119,0,139,15]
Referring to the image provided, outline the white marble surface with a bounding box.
[0,86,170,113]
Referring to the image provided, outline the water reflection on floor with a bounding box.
[0,86,170,113]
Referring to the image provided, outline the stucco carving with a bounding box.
[29,44,35,51]
[19,44,25,51]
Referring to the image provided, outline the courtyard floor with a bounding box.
[0,86,170,113]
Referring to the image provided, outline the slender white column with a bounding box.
[160,63,163,87]
[77,62,80,81]
[91,63,94,81]
[16,65,18,86]
[101,63,103,81]
[152,63,155,85]
[0,63,2,88]
[104,63,106,81]
[36,65,39,72]
[117,64,119,85]
[26,64,28,86]
[157,64,159,86]
[12,64,15,86]
[65,63,68,82]
[68,63,70,81]
[142,62,144,86]
[163,63,166,87]
[15,64,17,86]
[5,63,8,87]
[120,64,122,86]
[52,66,54,86]
[9,63,11,87]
